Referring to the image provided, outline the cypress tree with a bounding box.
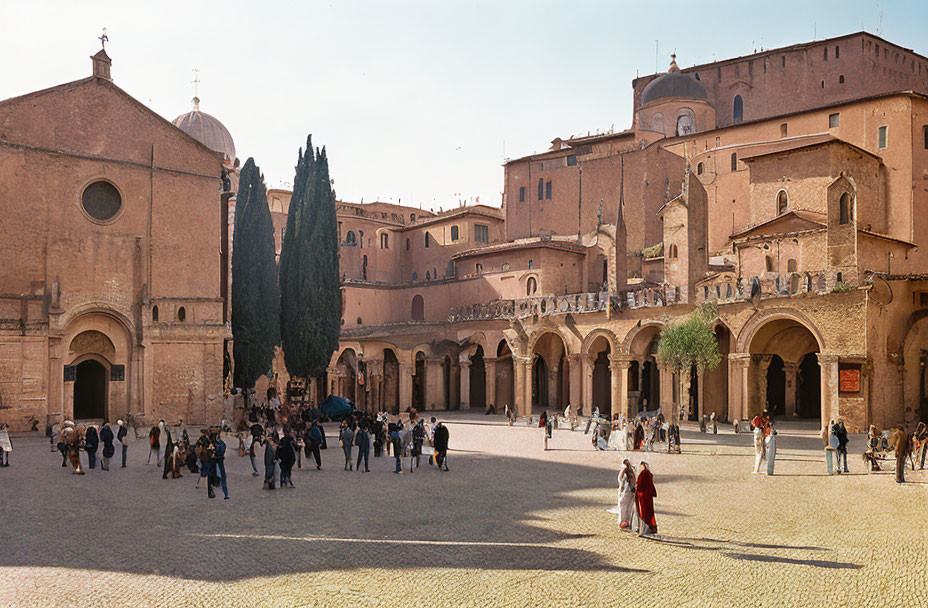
[279,135,342,383]
[231,157,280,392]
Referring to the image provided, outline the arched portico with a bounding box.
[624,322,664,416]
[734,311,829,425]
[529,331,570,414]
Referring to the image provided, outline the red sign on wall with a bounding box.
[839,367,861,393]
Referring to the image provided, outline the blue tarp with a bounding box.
[319,395,354,420]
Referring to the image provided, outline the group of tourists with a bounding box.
[53,419,128,474]
[859,420,927,483]
[583,408,681,454]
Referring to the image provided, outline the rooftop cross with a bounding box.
[191,68,201,110]
[98,28,109,49]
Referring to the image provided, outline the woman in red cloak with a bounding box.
[635,461,657,535]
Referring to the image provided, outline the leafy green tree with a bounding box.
[231,157,280,392]
[657,301,722,374]
[279,135,342,383]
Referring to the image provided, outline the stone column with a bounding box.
[484,357,498,408]
[426,357,444,410]
[398,363,413,410]
[458,359,471,410]
[513,356,532,418]
[548,364,559,410]
[782,362,800,417]
[657,360,674,419]
[696,369,705,420]
[567,354,582,411]
[610,356,631,418]
[450,361,461,410]
[581,355,594,416]
[818,353,840,428]
[728,354,750,422]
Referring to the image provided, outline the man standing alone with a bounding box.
[355,424,371,472]
[888,426,910,484]
[117,420,128,468]
[340,422,355,471]
[433,421,450,472]
[99,420,115,471]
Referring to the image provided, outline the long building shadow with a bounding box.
[1,436,649,581]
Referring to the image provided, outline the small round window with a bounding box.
[81,181,122,222]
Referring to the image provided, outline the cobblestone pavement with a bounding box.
[0,413,925,608]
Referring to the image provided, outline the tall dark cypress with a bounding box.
[279,136,342,382]
[231,158,280,391]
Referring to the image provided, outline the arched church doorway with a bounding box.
[469,346,486,410]
[74,359,107,419]
[336,349,357,404]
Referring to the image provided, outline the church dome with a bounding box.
[641,55,707,106]
[172,97,236,162]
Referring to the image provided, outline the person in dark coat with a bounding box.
[308,422,323,470]
[339,422,355,471]
[277,432,296,487]
[355,424,371,472]
[263,434,278,490]
[832,419,849,473]
[84,425,99,470]
[411,420,426,471]
[161,424,175,479]
[116,420,129,468]
[433,421,450,472]
[635,462,658,535]
[206,432,229,499]
[99,420,115,471]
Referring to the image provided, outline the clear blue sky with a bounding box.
[2,1,923,210]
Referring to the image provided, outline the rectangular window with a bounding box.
[878,126,888,149]
[730,152,738,171]
[566,154,578,167]
[537,178,544,200]
[923,125,928,150]
[519,186,525,202]
[835,45,840,59]
[475,263,482,275]
[450,225,459,241]
[545,180,552,200]
[474,224,489,243]
[823,47,828,60]
[829,113,840,128]
[780,123,788,138]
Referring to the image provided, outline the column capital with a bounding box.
[816,353,840,365]
[609,355,633,368]
[728,353,751,368]
[567,353,583,362]
[782,361,801,373]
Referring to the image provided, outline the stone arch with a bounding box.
[63,310,133,422]
[901,313,928,426]
[581,328,619,358]
[526,326,573,357]
[736,309,825,354]
[529,330,570,412]
[621,321,665,356]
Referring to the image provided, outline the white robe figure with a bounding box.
[753,427,766,473]
[624,421,635,451]
[619,467,636,528]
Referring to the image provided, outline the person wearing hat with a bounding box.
[99,420,115,471]
[116,420,128,468]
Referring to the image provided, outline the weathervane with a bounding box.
[98,28,109,49]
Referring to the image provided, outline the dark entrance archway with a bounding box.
[74,359,106,419]
[383,349,400,414]
[442,355,452,410]
[532,355,549,410]
[798,353,821,419]
[592,351,611,417]
[469,346,486,410]
[766,355,786,416]
[496,340,514,410]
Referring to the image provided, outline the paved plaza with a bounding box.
[0,413,925,608]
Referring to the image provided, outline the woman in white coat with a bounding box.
[618,459,637,529]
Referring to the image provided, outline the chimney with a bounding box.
[91,49,112,80]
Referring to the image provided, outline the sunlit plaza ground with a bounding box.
[1,412,926,608]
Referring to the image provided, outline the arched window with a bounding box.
[602,259,608,285]
[839,193,852,224]
[450,225,459,241]
[777,190,789,214]
[425,271,430,281]
[526,277,537,296]
[177,306,186,322]
[787,258,798,273]
[839,74,845,84]
[411,295,424,321]
[380,233,389,249]
[537,178,544,200]
[406,238,410,251]
[345,230,356,245]
[152,305,159,322]
[519,187,526,202]
[425,233,431,248]
[358,230,364,248]
[697,162,704,175]
[733,95,743,123]
[730,152,738,171]
[669,244,678,259]
[545,180,552,200]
